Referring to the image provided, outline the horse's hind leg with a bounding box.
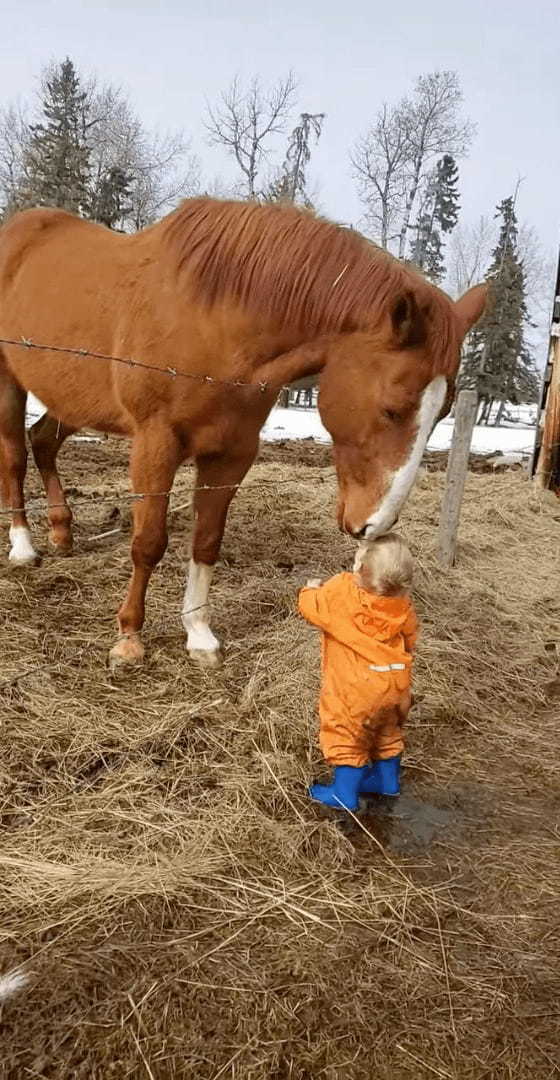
[0,368,38,565]
[29,413,75,553]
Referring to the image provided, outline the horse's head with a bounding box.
[318,283,487,538]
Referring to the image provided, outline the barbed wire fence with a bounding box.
[0,334,336,518]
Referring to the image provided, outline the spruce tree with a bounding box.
[460,196,539,423]
[410,209,445,281]
[25,58,91,214]
[91,165,133,229]
[409,154,460,281]
[434,154,460,233]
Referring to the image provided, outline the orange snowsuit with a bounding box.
[298,573,418,768]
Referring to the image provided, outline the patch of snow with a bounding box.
[262,408,330,443]
[427,418,535,456]
[261,407,536,457]
[487,452,527,468]
[25,393,47,429]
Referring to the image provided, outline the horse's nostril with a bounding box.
[352,525,368,540]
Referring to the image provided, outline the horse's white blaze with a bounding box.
[8,525,38,565]
[182,560,220,653]
[364,375,447,539]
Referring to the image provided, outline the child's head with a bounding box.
[353,533,413,596]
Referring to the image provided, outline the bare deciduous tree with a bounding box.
[517,224,557,358]
[351,104,409,249]
[447,216,495,297]
[81,80,200,228]
[353,70,474,256]
[397,71,474,258]
[0,105,32,215]
[205,73,298,198]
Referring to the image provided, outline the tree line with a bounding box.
[0,58,546,421]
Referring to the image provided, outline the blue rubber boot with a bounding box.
[359,755,401,797]
[309,765,369,811]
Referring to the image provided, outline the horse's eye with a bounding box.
[383,408,402,423]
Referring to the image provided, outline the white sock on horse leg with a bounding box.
[8,525,38,565]
[182,559,220,654]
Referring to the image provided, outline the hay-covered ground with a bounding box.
[1,438,560,1080]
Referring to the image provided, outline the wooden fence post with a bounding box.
[534,333,560,491]
[437,389,478,568]
[532,246,560,491]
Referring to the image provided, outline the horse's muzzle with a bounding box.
[357,514,399,540]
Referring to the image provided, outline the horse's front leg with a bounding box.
[109,426,181,671]
[183,450,256,667]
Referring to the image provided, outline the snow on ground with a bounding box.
[426,417,536,456]
[262,408,329,444]
[26,393,46,428]
[262,407,537,457]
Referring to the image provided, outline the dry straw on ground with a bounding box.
[1,438,559,1079]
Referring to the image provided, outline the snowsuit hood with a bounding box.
[299,572,417,667]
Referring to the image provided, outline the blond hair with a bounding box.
[353,533,414,596]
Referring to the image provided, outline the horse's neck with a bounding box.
[257,337,331,389]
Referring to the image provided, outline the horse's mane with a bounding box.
[162,198,457,374]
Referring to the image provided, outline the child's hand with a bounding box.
[305,578,322,589]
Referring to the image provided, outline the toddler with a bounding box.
[298,534,418,811]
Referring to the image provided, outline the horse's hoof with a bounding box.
[8,527,40,567]
[48,535,73,556]
[188,648,223,669]
[109,634,145,673]
[8,551,41,569]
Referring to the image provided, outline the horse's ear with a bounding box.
[390,291,425,347]
[455,283,488,338]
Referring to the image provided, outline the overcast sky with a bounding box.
[2,0,558,272]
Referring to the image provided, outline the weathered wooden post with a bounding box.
[531,246,560,493]
[437,389,478,568]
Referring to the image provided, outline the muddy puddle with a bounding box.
[336,784,488,854]
[360,792,455,853]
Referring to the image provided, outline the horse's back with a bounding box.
[0,207,124,289]
[0,207,80,284]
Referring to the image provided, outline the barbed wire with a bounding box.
[0,336,293,393]
[0,472,334,518]
[0,334,318,517]
[0,443,544,520]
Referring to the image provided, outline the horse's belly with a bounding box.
[26,384,129,435]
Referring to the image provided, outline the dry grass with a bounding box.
[1,438,560,1079]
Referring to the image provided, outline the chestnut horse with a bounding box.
[0,198,486,669]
